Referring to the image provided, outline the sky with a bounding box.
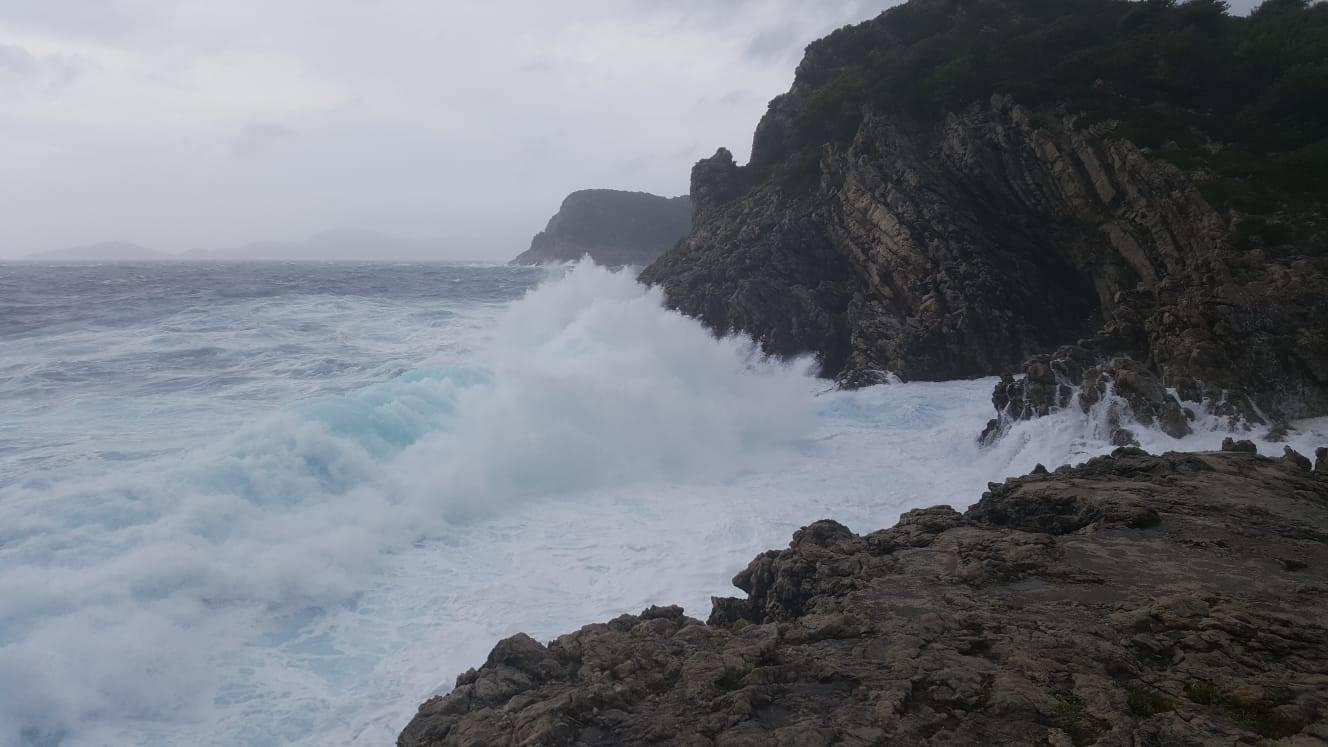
[0,0,892,258]
[0,0,1266,259]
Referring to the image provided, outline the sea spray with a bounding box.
[388,262,821,517]
[2,261,1325,745]
[0,261,820,745]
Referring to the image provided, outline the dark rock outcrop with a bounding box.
[400,449,1328,745]
[976,346,1250,446]
[512,190,690,266]
[976,334,1282,444]
[639,0,1328,420]
[1221,437,1257,454]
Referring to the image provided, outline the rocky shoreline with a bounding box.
[395,2,1328,744]
[400,447,1328,745]
[639,0,1328,422]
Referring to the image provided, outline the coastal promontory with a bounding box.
[512,190,691,266]
[400,447,1328,745]
[640,0,1328,422]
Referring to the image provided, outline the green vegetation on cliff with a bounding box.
[769,0,1327,225]
[643,0,1328,413]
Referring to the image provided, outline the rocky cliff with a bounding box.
[639,0,1328,420]
[512,190,691,266]
[400,446,1328,745]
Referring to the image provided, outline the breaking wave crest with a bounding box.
[0,262,818,745]
[2,261,1324,745]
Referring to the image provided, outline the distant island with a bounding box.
[24,241,174,262]
[22,229,521,262]
[511,189,690,266]
[180,228,514,261]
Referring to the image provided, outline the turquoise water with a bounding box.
[2,260,1323,746]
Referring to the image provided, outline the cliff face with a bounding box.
[400,447,1328,745]
[512,190,691,266]
[639,0,1328,418]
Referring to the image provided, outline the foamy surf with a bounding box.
[1,261,1324,746]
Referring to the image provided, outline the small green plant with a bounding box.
[1184,681,1220,705]
[1126,686,1175,716]
[1053,691,1104,745]
[1183,681,1300,738]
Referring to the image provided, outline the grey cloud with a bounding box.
[231,123,299,158]
[743,25,801,62]
[0,0,887,258]
[0,42,85,86]
[0,43,39,76]
[718,89,759,107]
[671,142,702,160]
[0,1,158,40]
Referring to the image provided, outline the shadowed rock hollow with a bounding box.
[399,448,1328,745]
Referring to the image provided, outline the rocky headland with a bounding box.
[400,447,1328,745]
[398,1,1328,744]
[639,0,1328,429]
[512,190,691,266]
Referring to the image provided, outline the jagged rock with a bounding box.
[1110,427,1139,448]
[1221,437,1258,454]
[1317,447,1328,474]
[1285,447,1313,471]
[399,451,1328,746]
[638,0,1328,421]
[688,149,750,225]
[977,417,1003,445]
[980,351,1195,444]
[511,190,690,266]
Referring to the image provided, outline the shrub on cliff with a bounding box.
[776,0,1328,220]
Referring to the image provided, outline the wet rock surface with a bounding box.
[977,347,1231,446]
[638,3,1328,420]
[400,450,1328,746]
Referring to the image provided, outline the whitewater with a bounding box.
[1,260,1324,746]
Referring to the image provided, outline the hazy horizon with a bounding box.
[15,227,532,261]
[0,0,1266,260]
[1,1,899,260]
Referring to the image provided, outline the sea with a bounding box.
[2,260,1324,746]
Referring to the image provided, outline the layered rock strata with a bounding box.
[639,0,1328,419]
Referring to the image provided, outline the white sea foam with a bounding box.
[1,261,1324,746]
[0,262,817,745]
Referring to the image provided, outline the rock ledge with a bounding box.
[400,449,1328,746]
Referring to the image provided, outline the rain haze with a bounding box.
[0,0,908,260]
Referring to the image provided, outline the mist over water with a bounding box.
[1,261,1324,746]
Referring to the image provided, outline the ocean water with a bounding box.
[1,260,1324,746]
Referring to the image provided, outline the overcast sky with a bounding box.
[0,0,1265,259]
[0,0,898,258]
